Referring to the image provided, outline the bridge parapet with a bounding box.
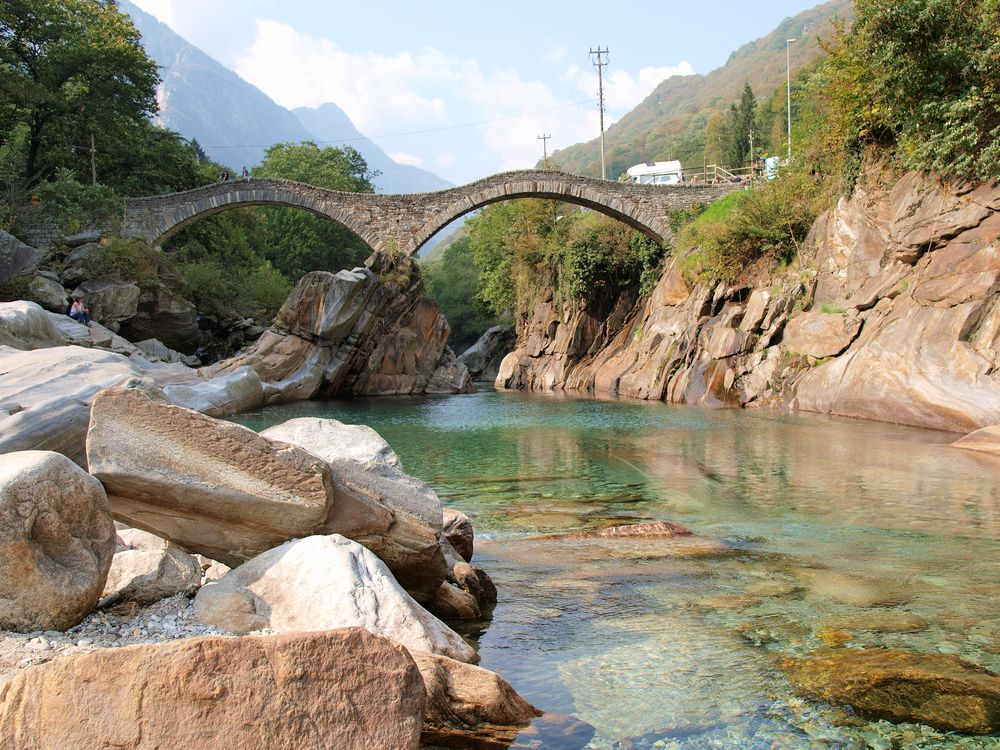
[123,170,742,254]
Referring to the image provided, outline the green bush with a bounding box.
[0,275,38,303]
[85,237,161,289]
[32,170,123,234]
[676,172,822,284]
[178,256,290,321]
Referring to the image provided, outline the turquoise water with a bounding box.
[235,389,1000,749]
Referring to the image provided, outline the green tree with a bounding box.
[725,82,757,167]
[422,236,505,351]
[0,0,159,186]
[823,0,1000,179]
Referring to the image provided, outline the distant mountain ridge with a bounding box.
[550,0,853,178]
[119,0,452,194]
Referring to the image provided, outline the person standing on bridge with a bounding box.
[241,165,249,179]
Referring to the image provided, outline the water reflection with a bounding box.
[235,389,1000,748]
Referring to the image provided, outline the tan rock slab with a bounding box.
[952,425,1000,455]
[0,628,425,749]
[782,648,1000,734]
[86,386,335,567]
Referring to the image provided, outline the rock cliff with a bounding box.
[496,169,1000,432]
[209,252,472,400]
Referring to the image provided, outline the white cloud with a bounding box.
[388,151,424,167]
[234,20,449,132]
[565,61,696,112]
[231,19,693,180]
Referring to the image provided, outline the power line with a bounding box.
[589,46,609,180]
[200,98,596,150]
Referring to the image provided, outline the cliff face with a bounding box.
[211,253,472,401]
[496,169,1000,432]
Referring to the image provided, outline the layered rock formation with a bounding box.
[208,253,472,401]
[496,169,1000,432]
[459,325,515,382]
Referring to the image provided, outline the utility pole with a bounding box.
[748,128,754,183]
[786,38,795,161]
[90,133,97,185]
[537,133,551,169]
[590,46,609,180]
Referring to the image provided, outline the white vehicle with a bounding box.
[625,160,684,185]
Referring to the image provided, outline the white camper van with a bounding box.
[625,160,684,185]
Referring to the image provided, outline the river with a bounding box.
[234,387,1000,749]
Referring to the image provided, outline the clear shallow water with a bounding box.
[235,389,1000,749]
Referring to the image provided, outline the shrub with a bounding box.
[32,170,123,234]
[85,237,161,289]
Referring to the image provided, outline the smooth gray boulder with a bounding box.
[0,450,116,631]
[0,231,39,284]
[102,544,201,606]
[161,366,264,417]
[194,534,477,663]
[459,325,515,381]
[0,345,147,465]
[71,280,140,331]
[0,301,68,349]
[25,275,69,313]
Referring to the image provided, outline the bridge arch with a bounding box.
[123,171,740,256]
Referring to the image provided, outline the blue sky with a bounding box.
[132,0,824,183]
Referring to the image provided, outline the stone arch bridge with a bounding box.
[123,170,741,255]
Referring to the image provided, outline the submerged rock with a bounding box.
[781,648,1000,734]
[951,425,1000,455]
[0,451,116,632]
[0,628,426,749]
[194,534,476,663]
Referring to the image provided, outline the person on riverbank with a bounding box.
[69,295,92,326]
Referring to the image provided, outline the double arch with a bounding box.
[123,170,740,256]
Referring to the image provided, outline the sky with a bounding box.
[131,0,823,184]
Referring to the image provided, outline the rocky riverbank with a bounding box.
[0,250,471,464]
[495,168,1000,433]
[0,393,582,748]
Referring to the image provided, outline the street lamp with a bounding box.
[786,38,795,161]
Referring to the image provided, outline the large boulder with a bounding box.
[782,648,1000,734]
[0,451,116,631]
[0,301,69,349]
[86,386,338,567]
[87,388,446,599]
[0,628,426,749]
[24,275,69,313]
[412,650,541,748]
[260,417,447,595]
[118,285,199,352]
[442,507,474,562]
[161,366,265,417]
[71,280,140,331]
[102,544,201,606]
[459,325,516,381]
[0,230,39,284]
[60,242,102,288]
[0,346,147,465]
[194,534,476,663]
[274,268,379,344]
